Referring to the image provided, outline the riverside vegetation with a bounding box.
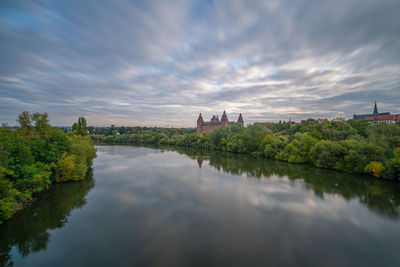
[2,145,400,267]
[91,119,400,180]
[0,112,96,224]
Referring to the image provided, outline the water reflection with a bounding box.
[170,146,400,219]
[1,146,400,266]
[0,169,94,266]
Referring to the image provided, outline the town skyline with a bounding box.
[1,0,400,127]
[2,102,398,128]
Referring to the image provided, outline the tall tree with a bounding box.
[73,117,88,136]
[31,112,50,136]
[17,111,32,129]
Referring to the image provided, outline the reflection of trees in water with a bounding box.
[169,146,400,220]
[0,169,95,266]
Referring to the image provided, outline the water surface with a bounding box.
[1,145,400,266]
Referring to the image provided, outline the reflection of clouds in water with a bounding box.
[95,146,399,236]
[90,146,400,267]
[6,145,400,266]
[95,145,159,157]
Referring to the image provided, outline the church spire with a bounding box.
[373,101,378,116]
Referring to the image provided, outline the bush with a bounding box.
[263,135,289,159]
[55,135,96,182]
[364,161,385,178]
[309,140,344,169]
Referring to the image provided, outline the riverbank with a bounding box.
[90,121,400,180]
[2,145,400,266]
[0,113,96,224]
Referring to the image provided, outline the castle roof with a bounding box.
[202,121,222,126]
[210,115,220,122]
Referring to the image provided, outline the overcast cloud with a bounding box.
[1,0,400,126]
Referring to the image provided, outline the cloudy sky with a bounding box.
[1,0,400,127]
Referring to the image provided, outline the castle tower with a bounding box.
[221,110,229,126]
[197,113,204,132]
[237,113,244,126]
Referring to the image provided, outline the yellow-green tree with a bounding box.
[364,161,385,178]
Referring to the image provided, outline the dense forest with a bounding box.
[91,119,400,180]
[0,112,96,224]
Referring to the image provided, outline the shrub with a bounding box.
[364,161,385,178]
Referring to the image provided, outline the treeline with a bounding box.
[91,120,400,180]
[0,112,96,224]
[87,125,193,136]
[170,146,400,219]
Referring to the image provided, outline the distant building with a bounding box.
[197,111,244,133]
[254,118,327,126]
[353,102,400,124]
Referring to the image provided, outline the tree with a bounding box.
[17,111,32,129]
[72,117,88,136]
[392,148,400,180]
[263,135,289,159]
[364,161,385,178]
[309,140,344,169]
[31,112,50,136]
[1,112,96,224]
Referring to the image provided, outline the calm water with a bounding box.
[1,145,400,266]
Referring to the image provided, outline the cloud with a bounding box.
[0,0,399,126]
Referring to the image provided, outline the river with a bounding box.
[1,145,400,266]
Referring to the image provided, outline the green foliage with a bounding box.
[31,112,50,136]
[263,135,289,159]
[335,140,385,174]
[15,163,52,194]
[0,169,95,265]
[367,123,400,149]
[226,133,253,153]
[90,120,400,180]
[72,117,88,136]
[392,148,400,180]
[277,140,302,163]
[0,167,21,224]
[55,153,77,182]
[347,120,370,137]
[309,140,344,169]
[0,113,96,223]
[364,161,385,178]
[17,111,32,129]
[55,135,96,182]
[274,133,318,163]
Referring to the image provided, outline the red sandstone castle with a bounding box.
[197,111,244,133]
